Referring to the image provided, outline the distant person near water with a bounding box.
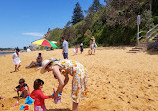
[11,49,21,73]
[62,37,68,59]
[90,36,96,54]
[26,53,43,68]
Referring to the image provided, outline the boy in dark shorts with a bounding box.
[14,78,29,98]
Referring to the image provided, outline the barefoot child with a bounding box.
[75,44,78,54]
[30,79,53,111]
[12,48,21,72]
[14,78,29,98]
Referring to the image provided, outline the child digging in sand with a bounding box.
[30,79,53,111]
[14,78,29,98]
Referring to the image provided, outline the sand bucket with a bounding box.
[54,96,61,104]
[88,50,91,55]
[53,88,61,104]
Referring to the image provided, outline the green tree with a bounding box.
[89,0,102,14]
[141,10,154,30]
[72,2,84,25]
[83,29,92,47]
[152,0,158,16]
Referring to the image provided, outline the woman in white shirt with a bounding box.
[12,49,21,72]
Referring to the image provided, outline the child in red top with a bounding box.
[30,79,53,111]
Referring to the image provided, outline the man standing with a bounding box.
[62,37,68,59]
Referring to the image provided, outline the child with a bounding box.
[14,78,29,98]
[30,79,53,111]
[12,48,21,72]
[75,44,78,54]
[80,43,83,54]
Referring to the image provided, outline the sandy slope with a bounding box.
[0,47,158,111]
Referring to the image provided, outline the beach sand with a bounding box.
[0,47,158,111]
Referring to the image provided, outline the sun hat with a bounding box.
[91,36,95,40]
[40,58,54,74]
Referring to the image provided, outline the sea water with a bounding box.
[0,52,14,56]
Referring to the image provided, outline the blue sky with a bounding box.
[0,0,105,48]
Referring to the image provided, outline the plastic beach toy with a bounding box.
[11,105,15,107]
[25,105,29,110]
[15,102,19,106]
[53,88,62,104]
[88,50,91,54]
[20,105,25,110]
[25,96,34,105]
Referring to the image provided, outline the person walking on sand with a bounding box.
[61,37,68,59]
[40,58,88,111]
[90,36,96,54]
[12,48,21,72]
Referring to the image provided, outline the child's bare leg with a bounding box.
[15,65,18,72]
[17,64,21,71]
[23,90,28,98]
[26,61,36,68]
[72,102,78,111]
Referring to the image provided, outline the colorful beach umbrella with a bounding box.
[32,39,58,48]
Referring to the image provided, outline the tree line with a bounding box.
[46,0,158,48]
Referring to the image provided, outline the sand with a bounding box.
[0,47,158,111]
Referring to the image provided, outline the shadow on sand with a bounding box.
[47,108,71,111]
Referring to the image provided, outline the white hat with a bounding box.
[40,58,54,74]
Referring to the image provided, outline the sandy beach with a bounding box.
[0,47,158,111]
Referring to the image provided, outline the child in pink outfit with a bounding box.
[75,44,78,54]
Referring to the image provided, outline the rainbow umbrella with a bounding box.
[32,39,58,48]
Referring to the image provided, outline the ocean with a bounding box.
[0,51,14,56]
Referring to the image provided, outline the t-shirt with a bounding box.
[16,83,28,91]
[12,52,21,65]
[30,89,51,106]
[37,56,43,63]
[62,41,68,53]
